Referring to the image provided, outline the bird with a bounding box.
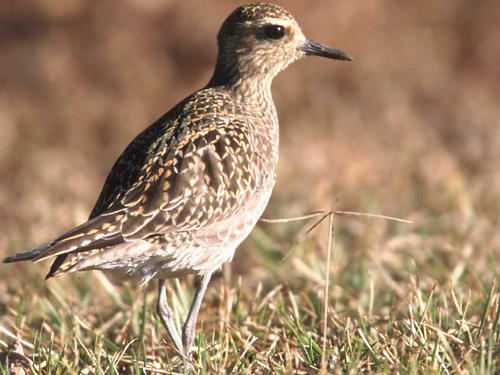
[4,2,352,372]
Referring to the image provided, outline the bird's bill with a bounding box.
[299,39,353,61]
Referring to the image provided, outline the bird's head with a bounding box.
[210,3,352,88]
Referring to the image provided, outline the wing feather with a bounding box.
[4,89,269,278]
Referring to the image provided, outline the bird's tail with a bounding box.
[3,211,125,267]
[3,242,53,263]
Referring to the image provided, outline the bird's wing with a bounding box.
[29,93,264,273]
[119,118,261,239]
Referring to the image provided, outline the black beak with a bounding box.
[299,39,353,61]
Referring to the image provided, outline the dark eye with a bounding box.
[263,25,285,40]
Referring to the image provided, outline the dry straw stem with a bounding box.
[260,208,413,264]
[260,209,414,225]
[319,213,334,375]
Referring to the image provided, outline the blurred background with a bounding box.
[0,0,499,291]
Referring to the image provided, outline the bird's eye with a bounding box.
[263,25,285,40]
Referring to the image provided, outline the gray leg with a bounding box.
[157,279,183,354]
[182,272,213,359]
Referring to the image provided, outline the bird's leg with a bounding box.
[157,279,184,354]
[182,272,213,360]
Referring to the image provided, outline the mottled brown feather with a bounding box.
[42,87,273,277]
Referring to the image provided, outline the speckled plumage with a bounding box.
[4,3,351,370]
[42,87,279,284]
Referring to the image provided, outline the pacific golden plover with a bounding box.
[4,2,352,370]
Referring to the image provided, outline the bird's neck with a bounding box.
[206,61,274,103]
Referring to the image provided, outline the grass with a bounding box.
[1,212,500,374]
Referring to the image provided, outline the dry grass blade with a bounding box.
[260,211,329,223]
[261,208,412,264]
[261,209,413,225]
[276,212,331,264]
[319,212,335,375]
[332,210,414,224]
